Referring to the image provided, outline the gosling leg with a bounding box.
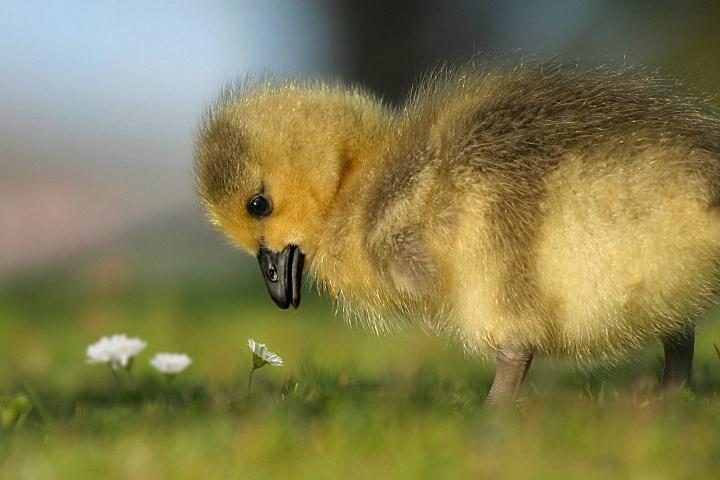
[660,324,695,392]
[486,346,534,405]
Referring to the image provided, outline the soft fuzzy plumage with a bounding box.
[195,60,720,401]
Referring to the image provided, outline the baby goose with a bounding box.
[195,60,720,403]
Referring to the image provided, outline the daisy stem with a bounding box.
[126,368,136,390]
[111,367,122,388]
[248,366,256,394]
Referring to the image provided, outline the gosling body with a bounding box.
[196,61,720,402]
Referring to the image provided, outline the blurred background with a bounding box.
[2,1,720,393]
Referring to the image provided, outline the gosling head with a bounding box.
[195,77,386,308]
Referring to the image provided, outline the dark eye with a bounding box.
[247,194,272,218]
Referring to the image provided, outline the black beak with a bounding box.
[256,244,305,309]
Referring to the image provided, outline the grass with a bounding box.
[2,258,720,479]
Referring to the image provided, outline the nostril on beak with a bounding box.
[268,266,278,282]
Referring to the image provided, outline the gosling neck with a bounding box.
[311,122,395,302]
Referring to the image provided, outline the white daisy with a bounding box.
[150,353,192,379]
[247,338,284,368]
[110,334,147,370]
[85,336,116,366]
[247,338,284,393]
[85,334,147,371]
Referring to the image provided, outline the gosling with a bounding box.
[195,60,720,403]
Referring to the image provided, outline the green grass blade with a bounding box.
[23,380,52,426]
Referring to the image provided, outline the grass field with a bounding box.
[2,251,720,479]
